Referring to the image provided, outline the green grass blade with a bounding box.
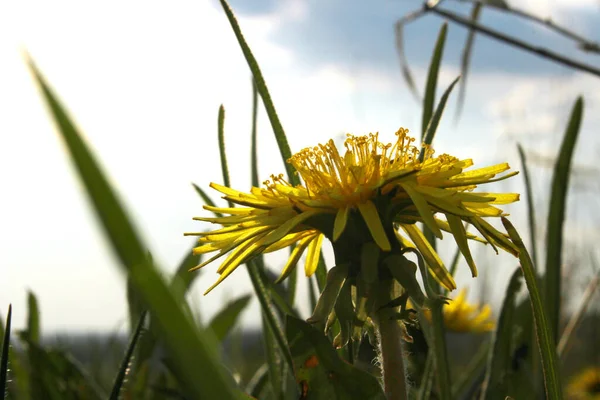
[422,23,448,140]
[28,61,148,270]
[454,3,482,122]
[219,0,298,186]
[250,79,259,187]
[191,183,222,218]
[429,304,451,400]
[246,363,270,398]
[0,305,12,394]
[544,97,583,342]
[171,245,202,293]
[29,59,242,399]
[420,76,460,163]
[109,311,147,400]
[517,144,539,269]
[502,217,563,400]
[217,104,231,190]
[480,268,523,397]
[262,315,283,399]
[557,266,599,357]
[394,21,421,102]
[247,261,296,380]
[208,295,252,342]
[244,76,297,386]
[26,291,40,343]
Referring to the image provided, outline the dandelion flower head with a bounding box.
[187,128,520,294]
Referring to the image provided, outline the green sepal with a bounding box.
[333,281,354,348]
[383,254,426,308]
[308,264,349,325]
[360,242,380,284]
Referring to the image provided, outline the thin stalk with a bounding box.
[373,279,408,400]
[557,271,599,357]
[427,5,600,79]
[456,0,600,52]
[428,304,452,400]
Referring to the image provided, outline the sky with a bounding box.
[1,0,599,334]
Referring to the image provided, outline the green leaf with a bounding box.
[109,311,147,400]
[480,268,524,398]
[502,217,563,400]
[314,254,328,292]
[0,304,12,395]
[286,316,386,400]
[544,97,583,342]
[332,280,354,349]
[517,144,538,268]
[208,295,252,342]
[26,291,40,343]
[454,3,482,121]
[422,23,448,140]
[419,76,460,163]
[394,22,421,102]
[29,59,243,399]
[218,0,298,186]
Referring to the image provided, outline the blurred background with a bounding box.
[1,0,599,391]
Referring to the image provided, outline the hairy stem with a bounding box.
[373,279,409,400]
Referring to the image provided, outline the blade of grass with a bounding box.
[246,363,270,399]
[419,76,460,163]
[109,311,147,400]
[502,217,562,400]
[394,21,421,102]
[0,305,11,394]
[557,267,599,357]
[544,96,583,342]
[262,314,283,399]
[217,105,231,189]
[29,59,242,399]
[250,79,259,187]
[422,23,448,141]
[171,244,202,293]
[191,183,222,218]
[454,3,481,122]
[25,291,40,343]
[480,267,523,397]
[247,260,295,382]
[207,295,252,342]
[218,0,298,186]
[517,144,538,269]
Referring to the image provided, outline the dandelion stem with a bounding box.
[373,279,409,400]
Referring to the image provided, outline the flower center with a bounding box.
[284,128,432,207]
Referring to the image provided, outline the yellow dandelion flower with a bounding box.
[409,288,495,333]
[187,128,519,294]
[568,367,600,400]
